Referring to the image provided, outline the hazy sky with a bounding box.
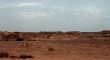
[0,0,110,32]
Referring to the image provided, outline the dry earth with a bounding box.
[0,39,110,60]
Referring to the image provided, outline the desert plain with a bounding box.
[0,31,110,60]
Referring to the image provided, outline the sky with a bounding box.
[0,0,110,32]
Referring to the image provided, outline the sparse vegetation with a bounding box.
[0,51,9,58]
[0,31,110,60]
[5,39,9,41]
[48,48,55,51]
[66,43,70,44]
[10,55,18,59]
[16,38,24,41]
[19,54,34,59]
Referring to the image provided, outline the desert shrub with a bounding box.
[26,55,33,58]
[19,54,33,59]
[48,48,55,51]
[89,44,92,47]
[10,55,19,59]
[108,47,110,48]
[16,38,24,41]
[66,43,70,44]
[32,40,36,41]
[5,39,9,41]
[0,51,9,58]
[10,55,16,58]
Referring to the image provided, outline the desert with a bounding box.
[0,31,110,60]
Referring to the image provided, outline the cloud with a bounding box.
[0,3,9,8]
[50,6,67,11]
[0,2,45,8]
[16,2,45,7]
[0,0,109,32]
[18,12,54,18]
[68,6,105,30]
[78,7,103,17]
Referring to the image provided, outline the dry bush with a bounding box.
[66,43,70,44]
[5,39,9,41]
[0,51,9,58]
[48,48,55,51]
[10,55,18,59]
[19,54,34,59]
[16,38,24,41]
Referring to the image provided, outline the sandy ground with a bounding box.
[0,40,110,60]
